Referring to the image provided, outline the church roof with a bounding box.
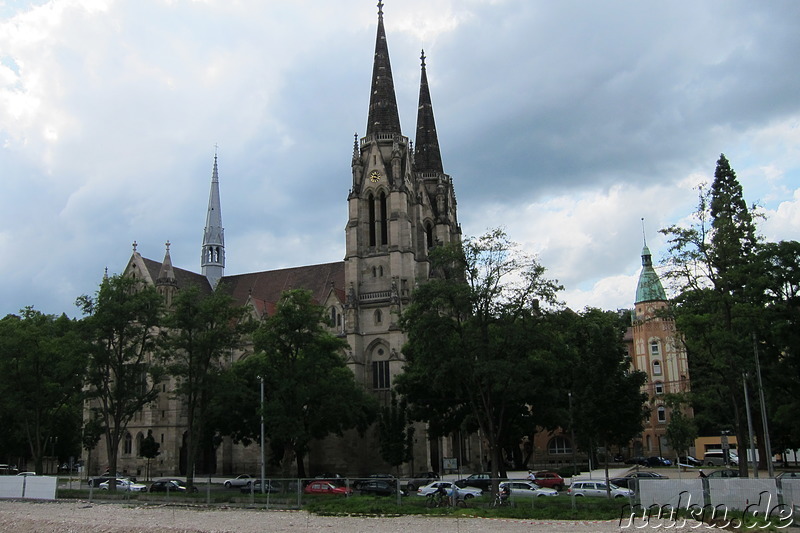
[365,1,401,136]
[635,245,667,303]
[414,50,444,174]
[141,257,213,293]
[220,261,345,309]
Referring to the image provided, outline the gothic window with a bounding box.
[547,436,572,455]
[379,266,384,276]
[136,433,144,457]
[379,192,388,245]
[426,223,434,249]
[654,381,664,395]
[330,307,337,325]
[653,360,662,376]
[657,406,667,423]
[124,432,133,455]
[374,309,382,325]
[372,360,390,390]
[368,194,376,247]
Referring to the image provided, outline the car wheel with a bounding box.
[463,493,474,500]
[406,483,416,491]
[615,494,627,499]
[224,481,231,488]
[707,462,715,466]
[574,494,584,497]
[246,481,252,488]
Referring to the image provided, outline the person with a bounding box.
[434,484,448,504]
[698,470,707,478]
[527,470,536,482]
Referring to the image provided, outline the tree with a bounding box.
[139,429,160,481]
[397,229,563,496]
[223,289,376,477]
[663,394,698,466]
[77,275,164,489]
[560,308,649,489]
[661,154,761,475]
[0,309,86,474]
[377,391,414,474]
[160,284,253,489]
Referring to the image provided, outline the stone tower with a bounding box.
[201,154,225,288]
[344,2,460,397]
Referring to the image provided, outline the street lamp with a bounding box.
[260,376,266,494]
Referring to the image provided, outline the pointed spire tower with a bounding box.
[157,240,178,306]
[366,0,401,136]
[635,227,666,304]
[201,154,225,288]
[414,50,443,174]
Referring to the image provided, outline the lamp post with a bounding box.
[260,376,266,494]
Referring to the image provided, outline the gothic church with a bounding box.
[87,3,461,478]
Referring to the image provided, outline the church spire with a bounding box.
[635,222,666,304]
[201,153,225,288]
[414,49,443,174]
[365,0,401,136]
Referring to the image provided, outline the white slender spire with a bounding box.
[201,153,225,287]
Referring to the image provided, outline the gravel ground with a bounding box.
[0,500,707,532]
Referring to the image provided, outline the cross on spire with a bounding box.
[377,0,383,18]
[132,240,138,252]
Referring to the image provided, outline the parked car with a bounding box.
[149,479,199,493]
[357,479,405,496]
[625,456,648,466]
[88,473,137,487]
[702,451,739,467]
[454,472,506,492]
[240,479,282,494]
[99,478,148,492]
[417,481,482,499]
[404,471,439,491]
[353,474,396,490]
[533,471,565,491]
[679,455,703,467]
[303,480,353,496]
[707,469,739,478]
[500,480,558,498]
[568,480,633,499]
[16,472,37,477]
[645,456,672,467]
[223,474,256,489]
[609,471,668,488]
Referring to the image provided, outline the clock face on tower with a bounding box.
[369,170,382,183]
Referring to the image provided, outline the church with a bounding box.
[85,3,463,478]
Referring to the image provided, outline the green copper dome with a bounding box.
[635,245,667,303]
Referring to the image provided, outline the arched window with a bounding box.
[653,360,662,376]
[426,223,434,249]
[136,433,144,457]
[368,194,376,247]
[124,432,133,455]
[330,307,337,325]
[379,192,388,245]
[657,406,667,423]
[547,436,572,455]
[374,309,382,325]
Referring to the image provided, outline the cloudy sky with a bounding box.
[2,0,799,318]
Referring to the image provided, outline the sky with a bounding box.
[2,0,799,319]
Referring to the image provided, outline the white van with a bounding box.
[702,450,739,466]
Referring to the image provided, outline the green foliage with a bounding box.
[663,394,698,461]
[160,284,254,485]
[558,308,649,456]
[397,229,563,484]
[377,392,414,471]
[0,308,86,473]
[218,289,377,476]
[78,274,165,489]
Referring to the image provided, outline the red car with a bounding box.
[534,471,565,491]
[303,480,353,496]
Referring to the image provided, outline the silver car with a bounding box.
[568,480,633,498]
[500,480,559,498]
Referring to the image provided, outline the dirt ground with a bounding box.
[0,499,707,532]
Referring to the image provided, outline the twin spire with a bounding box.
[365,2,444,176]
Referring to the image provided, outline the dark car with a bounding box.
[624,456,648,466]
[455,472,507,492]
[610,471,668,488]
[645,456,672,467]
[405,471,439,491]
[357,479,405,496]
[149,479,199,493]
[679,455,703,467]
[240,479,282,494]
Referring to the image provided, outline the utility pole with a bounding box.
[753,333,774,477]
